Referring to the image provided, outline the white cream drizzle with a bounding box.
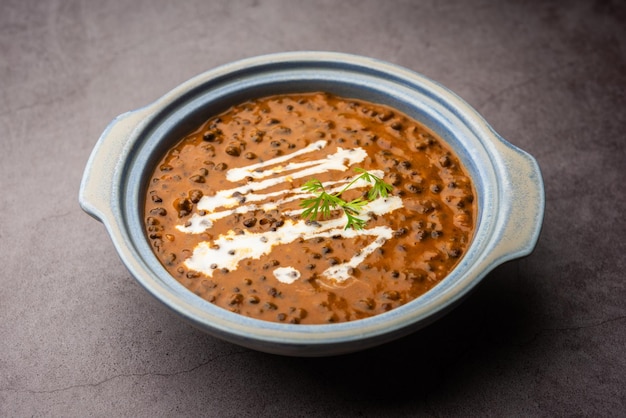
[186,144,367,214]
[183,196,403,282]
[177,172,384,234]
[179,142,405,283]
[226,139,328,182]
[273,267,301,284]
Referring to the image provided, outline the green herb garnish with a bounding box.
[299,168,393,230]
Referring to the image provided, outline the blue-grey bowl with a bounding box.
[79,51,544,356]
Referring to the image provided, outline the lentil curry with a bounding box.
[144,92,476,324]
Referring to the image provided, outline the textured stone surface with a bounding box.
[1,0,624,416]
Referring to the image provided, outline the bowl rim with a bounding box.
[80,51,544,356]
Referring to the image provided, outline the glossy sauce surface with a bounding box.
[144,93,476,324]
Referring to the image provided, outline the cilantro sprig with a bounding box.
[299,168,393,230]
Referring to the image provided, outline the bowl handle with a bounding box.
[490,137,545,263]
[79,109,149,224]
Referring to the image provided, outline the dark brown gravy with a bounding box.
[144,92,476,324]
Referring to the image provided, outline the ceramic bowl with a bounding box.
[79,51,544,356]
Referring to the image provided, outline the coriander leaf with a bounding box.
[299,167,394,230]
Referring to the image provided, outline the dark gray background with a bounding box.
[1,0,624,416]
